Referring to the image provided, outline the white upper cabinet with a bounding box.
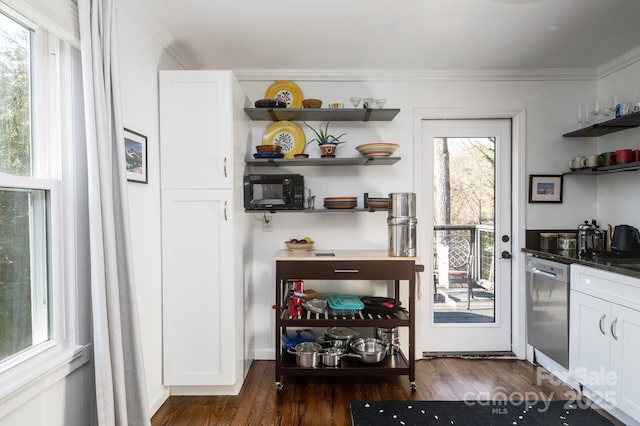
[159,70,233,189]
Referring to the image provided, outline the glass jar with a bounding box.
[539,233,558,252]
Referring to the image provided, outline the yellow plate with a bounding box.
[262,121,306,159]
[265,80,303,108]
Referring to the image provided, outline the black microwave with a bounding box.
[243,174,305,211]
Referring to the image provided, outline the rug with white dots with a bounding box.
[350,400,615,425]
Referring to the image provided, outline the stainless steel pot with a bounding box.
[319,326,360,348]
[287,342,322,367]
[320,347,343,367]
[375,327,399,354]
[346,337,388,363]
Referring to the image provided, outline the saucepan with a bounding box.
[287,342,323,368]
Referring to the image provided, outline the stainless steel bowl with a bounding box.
[349,337,388,363]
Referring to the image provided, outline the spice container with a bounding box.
[539,233,558,252]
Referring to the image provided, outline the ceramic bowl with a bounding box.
[355,143,399,157]
[256,144,283,153]
[302,98,322,108]
[324,196,357,209]
[375,98,387,108]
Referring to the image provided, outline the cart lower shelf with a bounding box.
[279,349,409,376]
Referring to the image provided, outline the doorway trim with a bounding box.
[412,107,527,360]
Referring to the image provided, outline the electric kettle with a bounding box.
[610,225,640,252]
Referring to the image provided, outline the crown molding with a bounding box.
[233,68,597,82]
[596,46,640,79]
[118,1,197,70]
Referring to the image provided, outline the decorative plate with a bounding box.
[264,80,303,108]
[262,121,305,159]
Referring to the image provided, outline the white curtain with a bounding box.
[77,0,150,424]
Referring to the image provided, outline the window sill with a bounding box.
[0,343,92,418]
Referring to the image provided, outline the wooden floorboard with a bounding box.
[151,358,623,425]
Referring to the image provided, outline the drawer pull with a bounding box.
[611,318,619,340]
[334,269,359,273]
[599,314,606,335]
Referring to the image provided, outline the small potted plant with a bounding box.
[303,121,347,158]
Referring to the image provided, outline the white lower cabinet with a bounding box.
[570,264,640,422]
[161,189,234,386]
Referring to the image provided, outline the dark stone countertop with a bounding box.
[522,247,640,280]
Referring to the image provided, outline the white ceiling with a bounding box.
[130,0,640,72]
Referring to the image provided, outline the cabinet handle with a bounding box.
[223,157,228,178]
[334,269,359,273]
[599,314,606,335]
[224,200,228,221]
[611,318,619,340]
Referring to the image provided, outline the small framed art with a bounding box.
[124,128,147,183]
[529,174,563,203]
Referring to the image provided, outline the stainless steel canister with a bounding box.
[388,192,417,257]
[389,192,416,217]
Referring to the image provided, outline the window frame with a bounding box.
[0,3,86,409]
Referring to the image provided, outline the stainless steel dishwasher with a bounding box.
[526,256,570,368]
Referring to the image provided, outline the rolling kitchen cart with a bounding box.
[273,249,423,392]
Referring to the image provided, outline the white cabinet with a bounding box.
[159,70,251,392]
[159,70,232,190]
[570,264,640,421]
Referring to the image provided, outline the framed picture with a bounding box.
[529,174,563,203]
[124,128,147,183]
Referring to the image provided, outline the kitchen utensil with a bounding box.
[302,98,322,108]
[319,326,360,348]
[281,329,316,349]
[354,142,399,157]
[608,149,633,165]
[577,220,604,256]
[264,80,303,108]
[388,193,418,258]
[327,295,364,311]
[360,296,402,314]
[375,327,400,354]
[255,144,282,153]
[362,98,376,108]
[302,298,326,314]
[346,337,388,363]
[539,233,558,252]
[611,225,640,252]
[320,347,343,367]
[262,121,306,159]
[324,197,357,209]
[254,98,287,108]
[287,342,322,367]
[285,241,314,251]
[375,98,387,108]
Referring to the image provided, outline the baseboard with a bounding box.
[254,348,275,360]
[148,388,170,417]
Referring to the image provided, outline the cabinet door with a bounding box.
[569,290,611,398]
[159,70,232,189]
[161,189,235,385]
[611,304,640,419]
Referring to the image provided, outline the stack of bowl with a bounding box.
[355,143,399,157]
[324,196,357,209]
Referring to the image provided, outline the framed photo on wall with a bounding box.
[529,174,563,203]
[124,128,147,183]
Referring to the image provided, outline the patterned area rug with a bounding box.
[350,400,615,425]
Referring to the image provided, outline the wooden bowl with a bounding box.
[256,145,283,153]
[302,99,322,109]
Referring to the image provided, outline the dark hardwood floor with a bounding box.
[151,358,619,425]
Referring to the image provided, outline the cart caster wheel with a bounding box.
[410,382,417,392]
[275,382,283,392]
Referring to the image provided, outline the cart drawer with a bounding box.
[276,260,415,280]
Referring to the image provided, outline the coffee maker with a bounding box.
[577,219,605,257]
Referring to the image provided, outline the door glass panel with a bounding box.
[433,137,495,324]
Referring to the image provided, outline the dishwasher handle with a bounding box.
[531,267,557,279]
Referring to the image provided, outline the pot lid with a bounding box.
[578,220,597,230]
[325,326,359,340]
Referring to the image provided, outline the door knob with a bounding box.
[501,251,512,259]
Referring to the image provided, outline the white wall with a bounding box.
[238,76,599,358]
[117,4,183,414]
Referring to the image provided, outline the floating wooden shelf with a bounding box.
[244,107,400,122]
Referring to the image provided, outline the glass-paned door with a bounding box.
[422,119,512,353]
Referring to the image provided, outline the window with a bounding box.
[0,11,55,364]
